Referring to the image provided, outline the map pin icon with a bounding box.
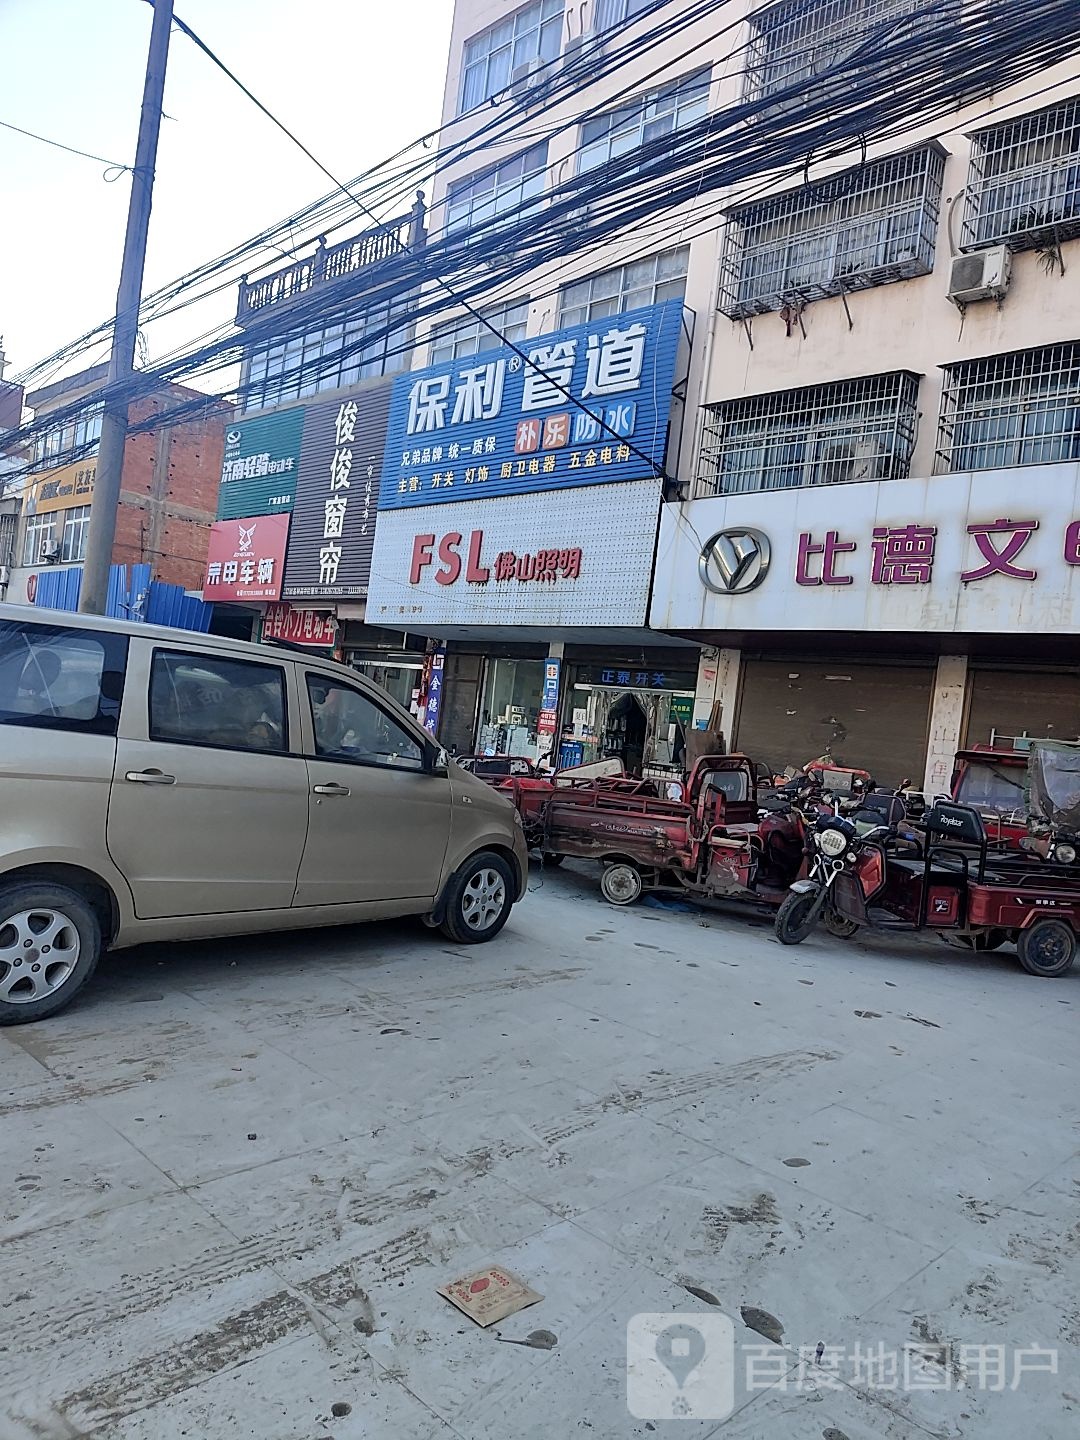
[655,1322,707,1391]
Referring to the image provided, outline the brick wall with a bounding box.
[113,391,228,590]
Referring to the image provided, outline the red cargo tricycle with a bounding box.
[540,754,854,921]
[776,798,1080,977]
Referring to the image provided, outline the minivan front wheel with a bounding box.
[441,852,515,944]
[0,883,101,1025]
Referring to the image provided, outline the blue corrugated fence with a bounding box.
[32,564,212,633]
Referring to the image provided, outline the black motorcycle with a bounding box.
[774,793,911,945]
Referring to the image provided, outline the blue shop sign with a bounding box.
[423,648,445,737]
[541,659,561,712]
[379,300,683,510]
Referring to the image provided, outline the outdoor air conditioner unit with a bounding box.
[511,58,546,96]
[850,438,889,482]
[820,437,891,485]
[947,246,1012,306]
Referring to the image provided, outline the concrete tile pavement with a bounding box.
[1,861,1078,1438]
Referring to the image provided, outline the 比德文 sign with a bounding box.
[217,409,304,520]
[282,382,391,600]
[379,300,683,510]
[651,463,1080,635]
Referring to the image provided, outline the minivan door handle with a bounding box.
[125,769,176,785]
[312,782,350,797]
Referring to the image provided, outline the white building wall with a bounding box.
[418,1,1080,764]
[429,0,1080,492]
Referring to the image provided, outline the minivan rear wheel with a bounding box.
[0,883,101,1025]
[441,852,515,944]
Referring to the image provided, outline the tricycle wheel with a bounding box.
[600,863,642,906]
[823,909,859,940]
[774,889,821,946]
[1017,920,1076,978]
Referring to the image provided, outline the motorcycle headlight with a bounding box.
[817,827,848,859]
[1055,842,1077,865]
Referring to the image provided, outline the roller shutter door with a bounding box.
[965,668,1080,749]
[735,659,934,787]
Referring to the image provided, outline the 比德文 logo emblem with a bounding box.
[698,529,772,595]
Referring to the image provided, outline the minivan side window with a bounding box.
[150,650,288,753]
[306,674,424,771]
[0,620,126,735]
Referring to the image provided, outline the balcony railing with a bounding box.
[698,371,920,496]
[963,99,1080,252]
[236,199,425,324]
[720,145,944,318]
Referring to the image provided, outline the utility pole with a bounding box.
[80,0,173,615]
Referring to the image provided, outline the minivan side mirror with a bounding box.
[431,746,450,776]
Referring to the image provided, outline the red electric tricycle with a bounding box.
[776,790,1080,978]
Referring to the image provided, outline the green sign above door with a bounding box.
[216,408,305,520]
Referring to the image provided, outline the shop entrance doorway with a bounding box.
[604,692,648,775]
[560,664,694,778]
[476,657,546,758]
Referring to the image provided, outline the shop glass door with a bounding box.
[346,653,425,713]
[476,658,545,758]
[561,676,693,776]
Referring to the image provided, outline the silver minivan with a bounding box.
[0,604,528,1024]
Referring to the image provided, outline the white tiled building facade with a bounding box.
[414,0,1080,786]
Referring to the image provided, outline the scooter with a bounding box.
[774,793,911,944]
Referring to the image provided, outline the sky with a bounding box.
[0,0,454,388]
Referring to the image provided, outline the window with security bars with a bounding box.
[243,298,412,413]
[720,145,944,317]
[745,0,950,102]
[429,300,530,364]
[558,245,689,326]
[460,0,563,113]
[698,371,920,496]
[936,344,1080,473]
[0,513,15,570]
[579,69,710,176]
[445,143,548,237]
[963,99,1080,251]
